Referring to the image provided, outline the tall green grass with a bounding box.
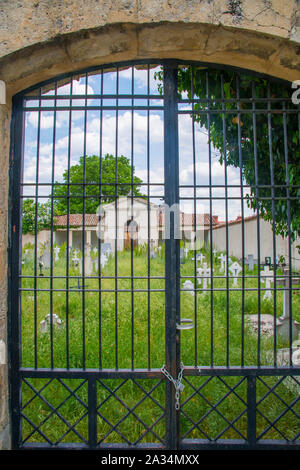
[20,248,300,445]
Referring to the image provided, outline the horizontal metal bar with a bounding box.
[24,106,164,112]
[20,275,166,280]
[180,439,300,450]
[24,94,163,101]
[20,367,164,379]
[19,366,300,378]
[178,109,299,114]
[184,366,300,376]
[20,288,166,293]
[21,442,165,450]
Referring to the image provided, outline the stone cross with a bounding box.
[197,253,206,264]
[275,269,300,342]
[72,253,80,268]
[245,254,257,271]
[54,246,60,261]
[276,270,299,320]
[150,240,157,259]
[79,251,94,276]
[261,265,273,300]
[197,263,211,291]
[182,280,194,296]
[218,253,231,274]
[229,261,242,286]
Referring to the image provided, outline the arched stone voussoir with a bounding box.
[1,22,300,98]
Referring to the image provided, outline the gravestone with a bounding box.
[265,256,271,266]
[180,248,185,264]
[150,240,157,259]
[192,253,205,264]
[229,261,242,286]
[79,245,94,276]
[54,246,60,261]
[197,263,211,291]
[39,245,50,270]
[218,253,232,274]
[101,243,112,256]
[261,265,273,300]
[182,280,194,296]
[245,254,257,271]
[72,252,80,268]
[40,313,63,333]
[276,270,300,342]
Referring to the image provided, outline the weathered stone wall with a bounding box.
[0,0,299,449]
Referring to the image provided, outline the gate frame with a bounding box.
[8,59,300,450]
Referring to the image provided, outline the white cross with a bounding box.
[196,253,206,264]
[54,246,60,261]
[218,254,231,273]
[229,261,242,286]
[182,280,194,296]
[261,265,273,300]
[218,253,227,271]
[197,263,211,291]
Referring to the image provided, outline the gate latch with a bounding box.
[176,318,194,330]
[161,362,185,410]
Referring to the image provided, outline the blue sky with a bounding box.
[23,65,254,220]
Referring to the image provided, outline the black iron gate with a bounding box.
[9,60,300,450]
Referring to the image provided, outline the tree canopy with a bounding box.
[53,154,143,215]
[22,199,52,234]
[156,66,300,240]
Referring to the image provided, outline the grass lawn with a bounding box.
[20,246,300,446]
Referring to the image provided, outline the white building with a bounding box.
[212,215,300,271]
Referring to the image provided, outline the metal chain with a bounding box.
[161,362,185,410]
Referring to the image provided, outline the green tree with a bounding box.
[156,66,300,240]
[53,154,143,215]
[22,199,52,234]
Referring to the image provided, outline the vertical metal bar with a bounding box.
[164,63,180,450]
[191,68,198,367]
[98,69,103,369]
[81,73,88,369]
[33,90,41,369]
[282,97,293,365]
[251,81,262,367]
[247,374,257,446]
[206,72,214,368]
[65,78,73,369]
[115,66,119,370]
[236,76,246,367]
[9,94,25,449]
[49,82,57,369]
[131,66,134,370]
[88,377,97,448]
[221,74,230,367]
[267,83,278,366]
[147,65,151,370]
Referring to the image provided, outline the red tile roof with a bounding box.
[55,214,99,227]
